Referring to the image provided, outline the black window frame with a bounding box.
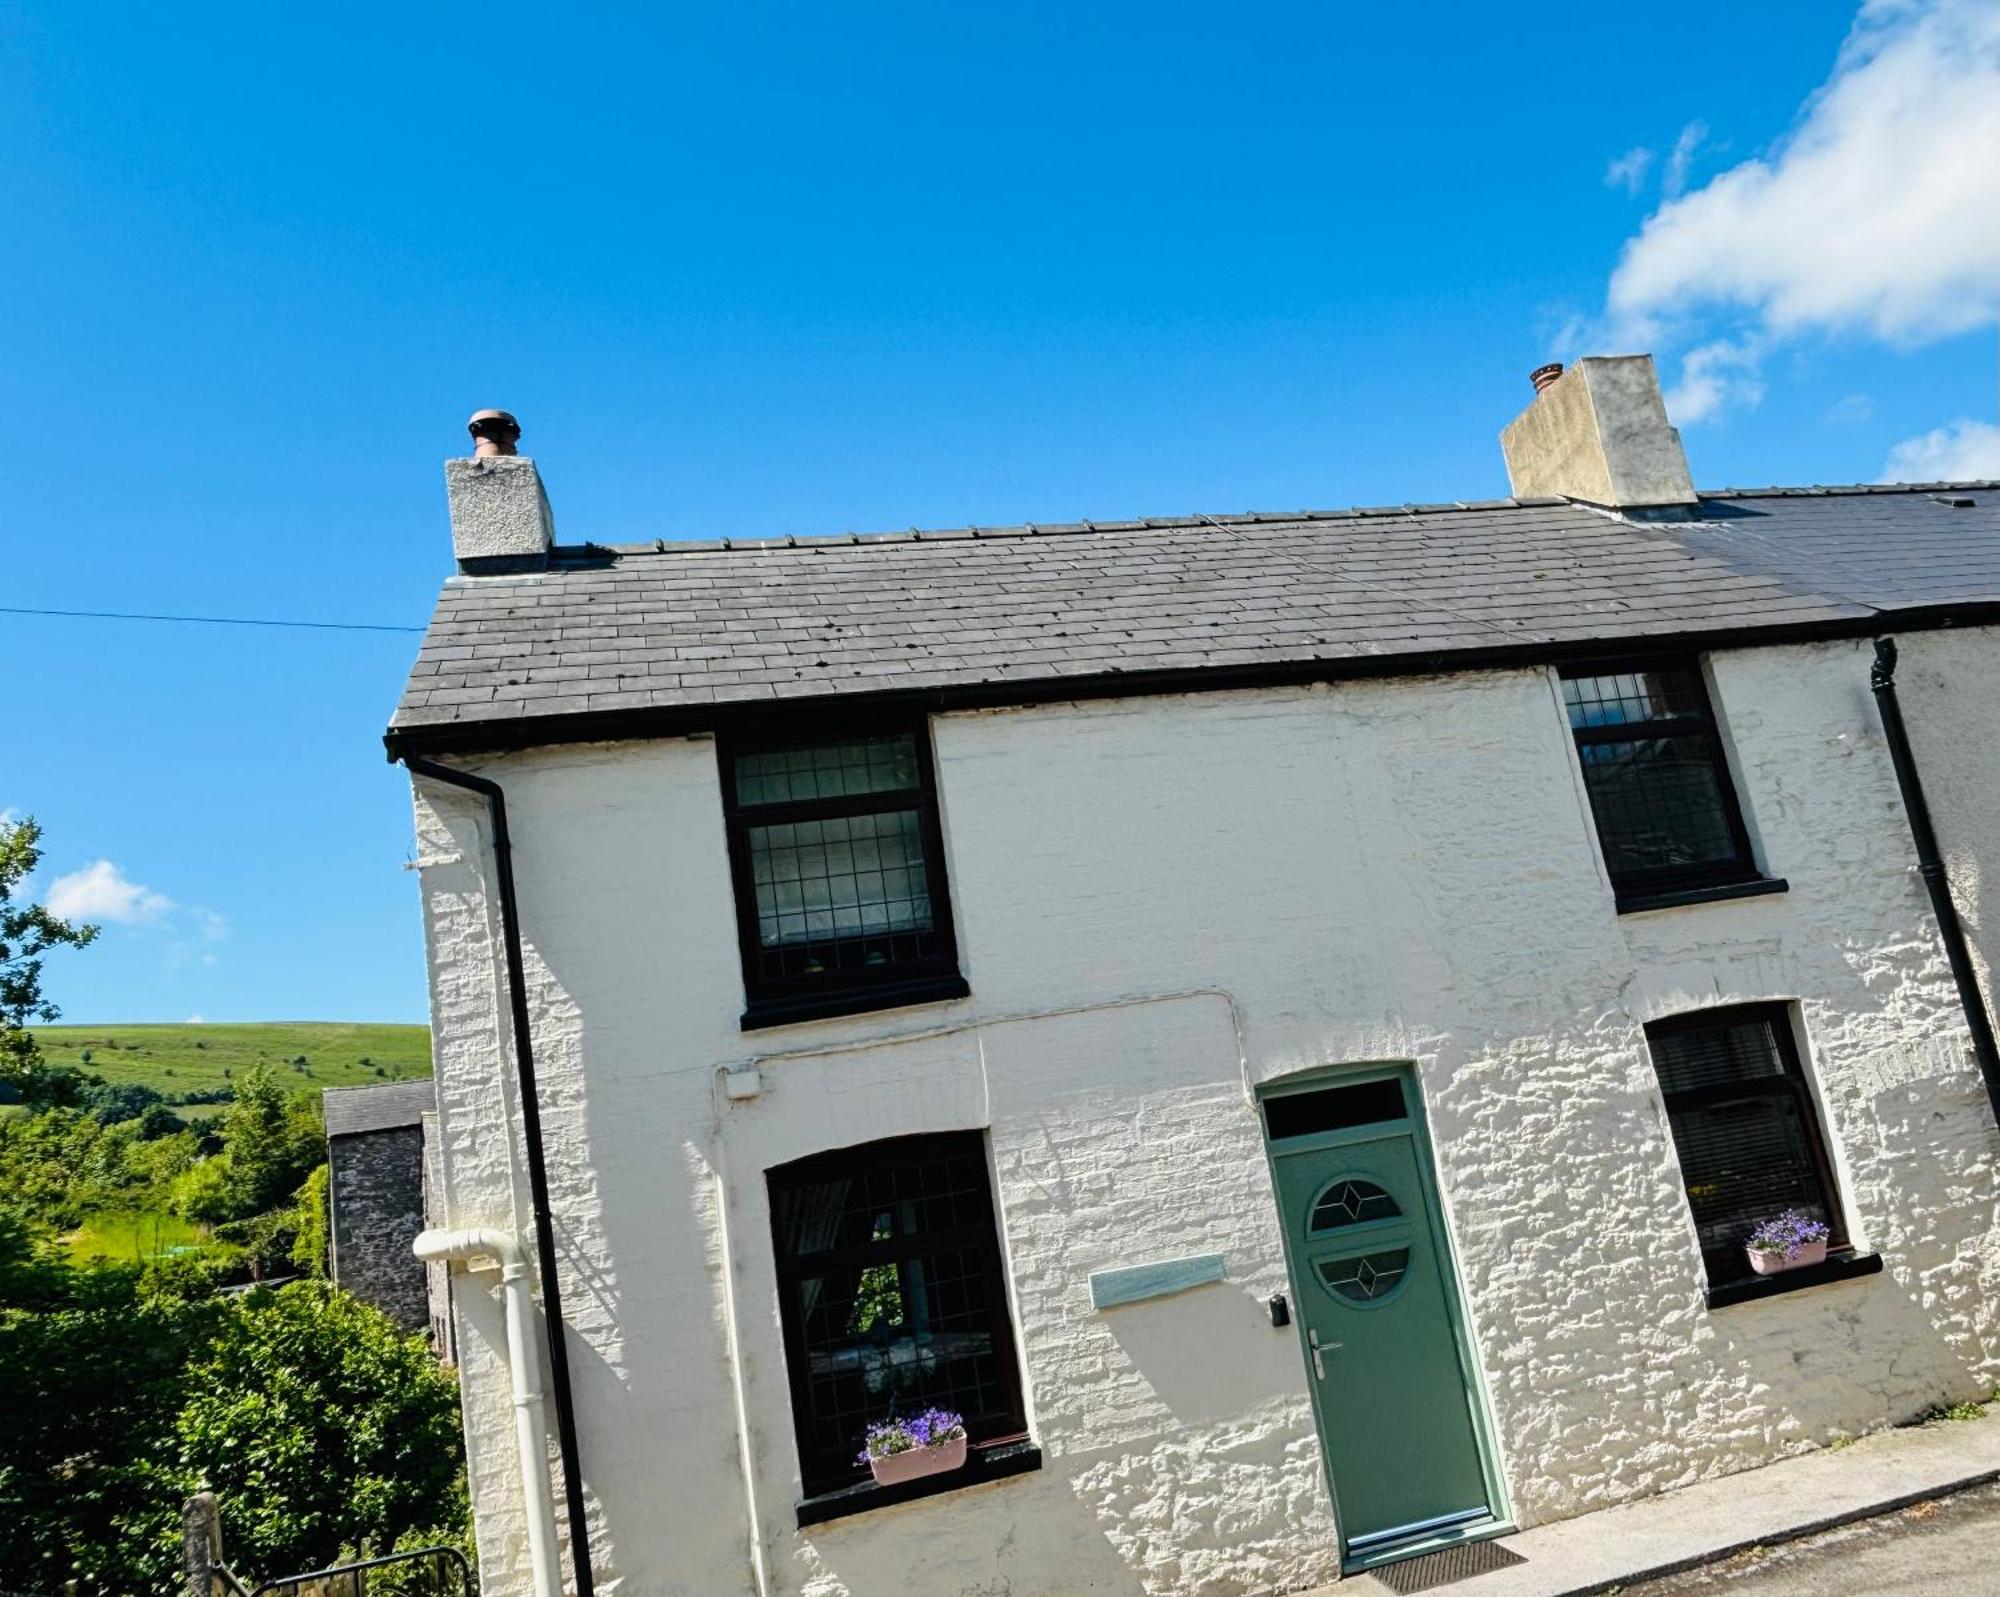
[1560,655,1764,907]
[719,717,968,1030]
[1645,1004,1852,1294]
[766,1131,1032,1503]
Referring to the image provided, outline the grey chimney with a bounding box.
[446,409,554,573]
[1500,355,1697,512]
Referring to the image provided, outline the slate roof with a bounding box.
[387,483,2000,754]
[323,1078,435,1138]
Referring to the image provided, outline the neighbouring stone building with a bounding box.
[323,1078,449,1348]
[386,361,2000,1596]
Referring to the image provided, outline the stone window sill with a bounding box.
[741,973,971,1033]
[796,1441,1042,1528]
[1705,1251,1883,1311]
[1617,876,1789,916]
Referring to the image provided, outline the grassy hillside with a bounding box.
[31,1022,431,1110]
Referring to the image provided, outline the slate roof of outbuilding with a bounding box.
[387,483,2000,753]
[323,1078,435,1138]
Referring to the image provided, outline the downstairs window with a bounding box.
[1644,1006,1849,1291]
[767,1131,1029,1499]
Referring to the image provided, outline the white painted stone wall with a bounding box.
[1895,627,1999,1038]
[410,630,2000,1597]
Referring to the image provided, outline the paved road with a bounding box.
[1618,1480,2000,1596]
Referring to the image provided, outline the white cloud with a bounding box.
[1587,0,1999,422]
[1665,336,1768,424]
[1879,418,2000,481]
[185,1014,206,1025]
[1826,393,1876,424]
[1604,147,1655,195]
[1661,121,1707,199]
[194,908,229,942]
[46,860,173,925]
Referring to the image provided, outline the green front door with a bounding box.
[1263,1070,1500,1568]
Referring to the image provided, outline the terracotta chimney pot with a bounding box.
[468,409,522,458]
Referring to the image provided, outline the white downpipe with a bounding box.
[415,1227,564,1597]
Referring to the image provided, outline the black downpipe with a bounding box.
[403,754,597,1597]
[1869,637,2000,1129]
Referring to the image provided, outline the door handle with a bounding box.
[1309,1327,1342,1379]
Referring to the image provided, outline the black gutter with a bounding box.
[1870,638,2000,1128]
[402,753,597,1597]
[385,602,2000,762]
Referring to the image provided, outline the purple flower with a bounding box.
[856,1407,967,1462]
[1748,1209,1830,1259]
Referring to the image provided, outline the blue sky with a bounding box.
[4,1,1994,1024]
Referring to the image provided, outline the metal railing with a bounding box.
[244,1548,475,1597]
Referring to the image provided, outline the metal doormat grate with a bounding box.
[1360,1538,1527,1594]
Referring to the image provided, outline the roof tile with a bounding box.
[389,485,1998,743]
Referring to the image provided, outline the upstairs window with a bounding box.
[768,1132,1029,1499]
[1645,1006,1848,1291]
[1561,659,1760,906]
[721,724,966,1028]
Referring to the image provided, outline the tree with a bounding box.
[213,1065,323,1220]
[85,1080,165,1127]
[172,1065,320,1230]
[0,816,99,1105]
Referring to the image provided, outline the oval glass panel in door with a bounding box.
[1309,1178,1400,1232]
[1319,1248,1412,1304]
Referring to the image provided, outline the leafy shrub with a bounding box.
[291,1163,329,1279]
[84,1081,164,1127]
[135,1102,188,1141]
[0,1264,468,1593]
[176,1284,467,1576]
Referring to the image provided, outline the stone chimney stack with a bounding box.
[446,409,555,574]
[1500,355,1697,512]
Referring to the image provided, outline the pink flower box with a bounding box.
[866,1434,968,1487]
[1747,1238,1828,1276]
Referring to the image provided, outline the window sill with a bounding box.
[741,974,971,1033]
[1705,1251,1883,1311]
[796,1441,1042,1527]
[1617,877,1788,916]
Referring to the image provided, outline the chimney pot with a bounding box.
[467,409,522,458]
[1530,363,1565,393]
[446,415,553,573]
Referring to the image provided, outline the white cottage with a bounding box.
[388,363,2000,1597]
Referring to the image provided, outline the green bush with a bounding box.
[176,1285,467,1577]
[291,1163,329,1279]
[0,1248,224,1593]
[0,1261,468,1594]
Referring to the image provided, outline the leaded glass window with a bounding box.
[722,723,964,1025]
[1310,1179,1401,1232]
[1561,659,1760,904]
[1319,1248,1412,1303]
[768,1132,1028,1497]
[1645,1007,1848,1289]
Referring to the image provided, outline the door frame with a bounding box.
[1257,1062,1512,1572]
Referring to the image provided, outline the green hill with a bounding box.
[29,1022,431,1113]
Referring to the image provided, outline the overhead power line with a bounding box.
[0,605,424,634]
